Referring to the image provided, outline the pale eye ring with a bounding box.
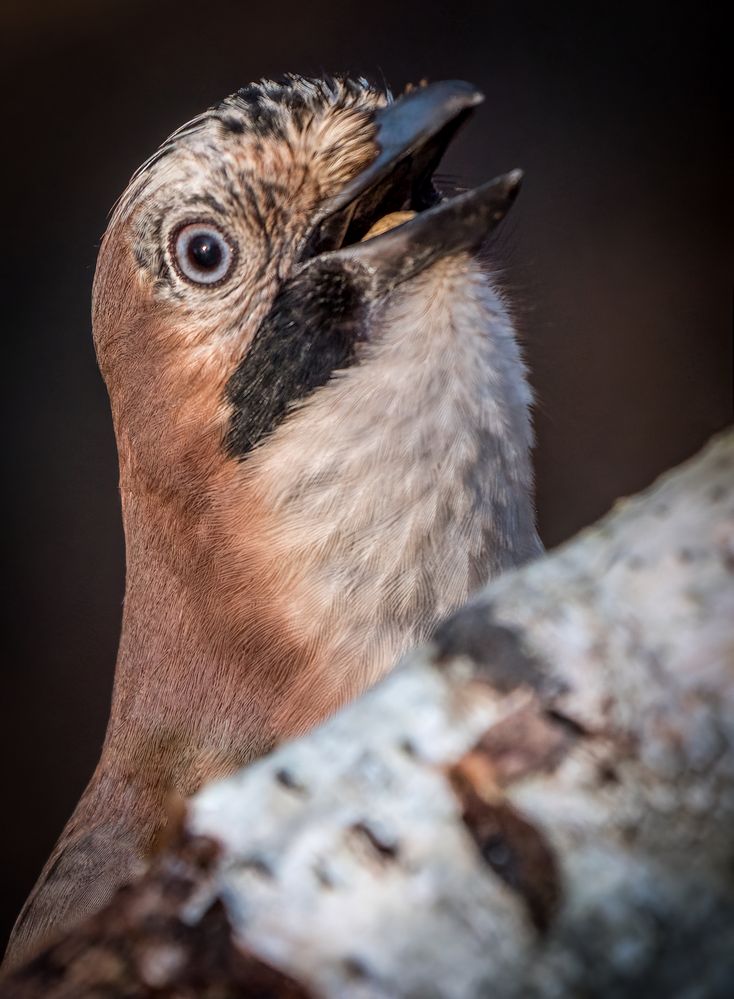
[171,222,235,285]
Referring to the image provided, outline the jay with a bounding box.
[5,75,541,965]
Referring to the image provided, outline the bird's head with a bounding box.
[92,75,538,721]
[93,76,522,504]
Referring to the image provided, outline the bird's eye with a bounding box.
[172,222,235,285]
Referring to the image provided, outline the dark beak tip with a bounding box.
[403,79,485,119]
[428,78,485,109]
[505,168,524,198]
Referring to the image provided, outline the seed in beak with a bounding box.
[361,210,417,241]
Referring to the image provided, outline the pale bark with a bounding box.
[4,430,733,998]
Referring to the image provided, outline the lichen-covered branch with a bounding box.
[4,430,733,998]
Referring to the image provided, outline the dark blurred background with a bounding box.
[1,0,731,951]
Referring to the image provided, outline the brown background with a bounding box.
[1,0,731,950]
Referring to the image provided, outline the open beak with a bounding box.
[227,80,522,456]
[297,79,522,287]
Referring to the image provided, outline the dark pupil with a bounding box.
[188,232,222,271]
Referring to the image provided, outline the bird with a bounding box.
[4,74,542,967]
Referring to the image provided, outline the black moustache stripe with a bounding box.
[225,261,366,458]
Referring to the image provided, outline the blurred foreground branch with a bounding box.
[4,430,734,998]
